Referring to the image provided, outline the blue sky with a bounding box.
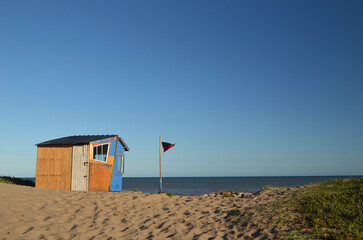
[0,1,362,177]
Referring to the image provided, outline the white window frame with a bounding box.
[117,154,124,173]
[92,143,110,162]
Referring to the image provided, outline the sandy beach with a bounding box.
[0,183,297,240]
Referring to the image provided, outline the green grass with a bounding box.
[294,178,363,240]
[121,189,138,192]
[0,176,35,187]
[225,178,363,239]
[262,185,274,190]
[158,191,173,197]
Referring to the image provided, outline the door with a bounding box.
[71,145,88,191]
[88,162,113,191]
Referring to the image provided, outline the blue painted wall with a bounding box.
[90,137,126,191]
[108,139,117,156]
[110,141,125,191]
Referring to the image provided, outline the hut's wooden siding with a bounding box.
[71,145,88,191]
[88,162,113,191]
[36,146,73,190]
[88,137,117,191]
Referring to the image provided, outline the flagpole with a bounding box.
[159,136,162,193]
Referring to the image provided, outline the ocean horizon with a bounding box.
[21,175,361,195]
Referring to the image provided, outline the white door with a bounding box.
[71,145,88,191]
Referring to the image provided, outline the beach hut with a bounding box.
[35,135,130,191]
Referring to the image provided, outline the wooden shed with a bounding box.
[35,135,130,191]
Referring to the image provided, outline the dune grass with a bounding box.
[226,178,363,239]
[121,189,138,193]
[294,177,363,239]
[0,176,35,187]
[158,191,173,197]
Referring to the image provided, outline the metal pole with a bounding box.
[159,136,162,192]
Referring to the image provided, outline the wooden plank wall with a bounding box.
[71,145,88,191]
[36,146,73,190]
[88,161,113,191]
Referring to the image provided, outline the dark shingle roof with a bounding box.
[37,135,130,151]
[37,135,117,146]
[36,135,117,146]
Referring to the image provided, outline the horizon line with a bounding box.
[14,175,363,178]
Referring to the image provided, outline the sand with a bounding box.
[0,183,298,240]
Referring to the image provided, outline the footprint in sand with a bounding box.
[139,225,149,230]
[70,224,77,231]
[167,233,176,238]
[156,221,166,229]
[22,226,34,234]
[143,219,151,224]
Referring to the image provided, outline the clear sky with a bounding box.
[0,1,362,177]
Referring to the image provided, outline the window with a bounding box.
[93,143,109,162]
[116,154,124,173]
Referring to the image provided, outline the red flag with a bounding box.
[162,142,175,152]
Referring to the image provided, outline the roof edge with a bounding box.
[118,137,130,151]
[36,135,119,146]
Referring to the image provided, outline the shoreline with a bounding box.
[8,175,363,195]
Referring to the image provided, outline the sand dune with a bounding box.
[0,183,297,239]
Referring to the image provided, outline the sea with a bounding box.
[23,176,361,195]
